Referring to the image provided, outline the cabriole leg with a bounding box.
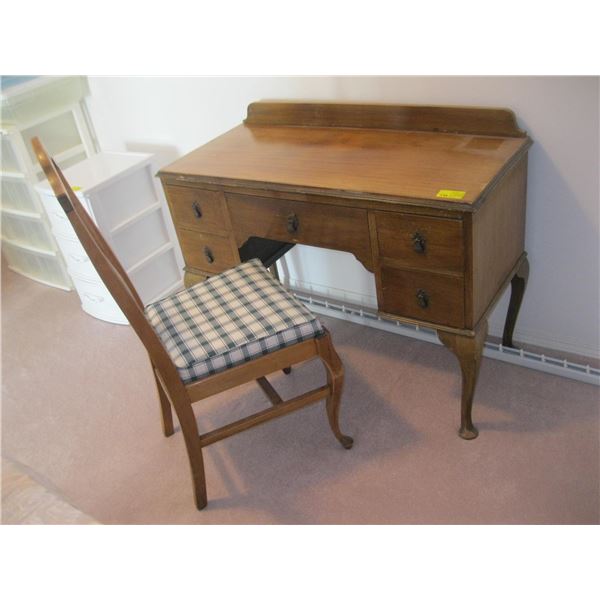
[316,333,353,449]
[502,256,530,348]
[438,320,488,440]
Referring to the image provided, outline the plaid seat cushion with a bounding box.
[145,259,324,384]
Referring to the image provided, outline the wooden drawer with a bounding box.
[227,193,372,270]
[379,266,465,328]
[375,211,464,273]
[178,229,238,274]
[164,185,229,234]
[183,268,210,288]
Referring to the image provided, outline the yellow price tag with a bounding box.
[72,186,81,191]
[436,189,466,200]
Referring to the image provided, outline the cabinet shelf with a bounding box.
[1,76,97,291]
[30,143,87,176]
[6,264,72,291]
[1,236,57,256]
[0,205,40,218]
[0,170,26,180]
[110,202,161,235]
[127,241,173,274]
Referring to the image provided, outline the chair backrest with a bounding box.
[32,138,186,394]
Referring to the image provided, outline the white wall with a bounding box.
[87,77,600,358]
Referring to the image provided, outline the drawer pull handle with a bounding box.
[203,246,215,264]
[287,213,299,234]
[192,202,203,219]
[416,289,429,309]
[412,232,426,254]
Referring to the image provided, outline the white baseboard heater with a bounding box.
[291,289,600,387]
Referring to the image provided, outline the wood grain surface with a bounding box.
[226,192,373,271]
[244,102,528,137]
[375,211,465,273]
[164,185,230,235]
[159,124,529,205]
[380,266,465,328]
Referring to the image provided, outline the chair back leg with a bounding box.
[316,333,353,450]
[169,392,208,510]
[153,369,175,437]
[184,437,208,511]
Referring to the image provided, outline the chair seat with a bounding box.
[145,259,324,384]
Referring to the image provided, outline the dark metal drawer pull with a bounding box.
[203,246,215,264]
[412,231,426,254]
[416,289,429,309]
[192,202,203,219]
[287,213,299,234]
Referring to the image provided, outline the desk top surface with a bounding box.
[159,103,531,207]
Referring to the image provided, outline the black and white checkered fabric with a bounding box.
[145,259,324,384]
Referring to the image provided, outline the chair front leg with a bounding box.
[316,333,353,449]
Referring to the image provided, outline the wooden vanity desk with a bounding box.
[158,102,532,440]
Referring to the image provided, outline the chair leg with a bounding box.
[316,333,353,449]
[153,370,174,437]
[173,398,208,510]
[183,435,208,511]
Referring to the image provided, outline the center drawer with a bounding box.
[226,193,371,268]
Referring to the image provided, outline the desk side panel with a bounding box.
[470,155,528,327]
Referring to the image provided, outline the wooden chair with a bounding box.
[32,138,353,510]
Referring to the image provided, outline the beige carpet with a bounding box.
[1,264,598,524]
[1,457,98,524]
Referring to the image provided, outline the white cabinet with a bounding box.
[36,152,185,324]
[1,76,98,290]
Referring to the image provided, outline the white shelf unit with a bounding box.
[1,76,98,290]
[36,152,185,325]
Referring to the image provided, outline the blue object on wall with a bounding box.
[0,76,39,89]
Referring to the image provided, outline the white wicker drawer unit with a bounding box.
[1,76,98,290]
[36,152,184,324]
